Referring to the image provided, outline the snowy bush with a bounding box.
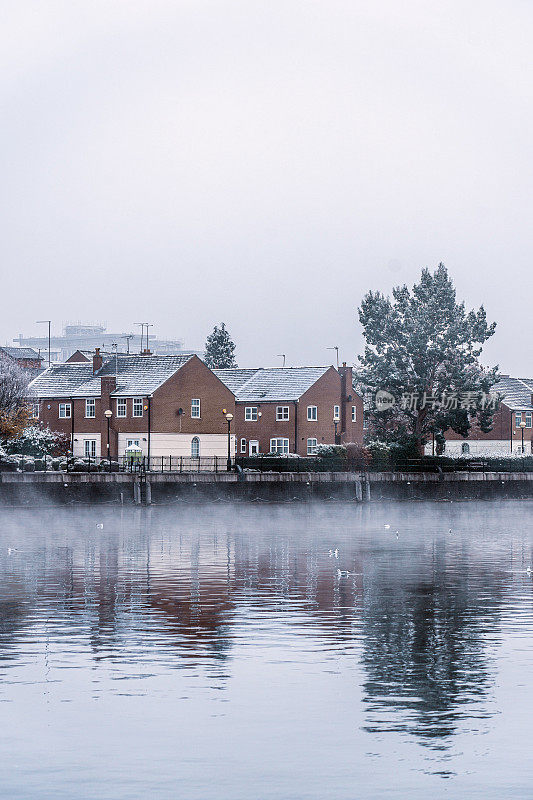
[4,426,70,457]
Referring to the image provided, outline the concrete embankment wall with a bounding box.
[1,471,533,505]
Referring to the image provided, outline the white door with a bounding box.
[249,440,259,455]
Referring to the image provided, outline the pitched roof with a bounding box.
[29,354,194,398]
[0,346,41,360]
[494,376,533,411]
[229,367,331,401]
[213,368,261,393]
[29,363,95,398]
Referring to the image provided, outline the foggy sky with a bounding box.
[1,1,531,373]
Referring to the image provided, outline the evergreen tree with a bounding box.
[357,264,498,454]
[204,323,237,369]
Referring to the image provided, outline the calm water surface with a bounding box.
[0,500,532,799]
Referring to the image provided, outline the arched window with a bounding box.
[191,437,200,458]
[461,442,470,455]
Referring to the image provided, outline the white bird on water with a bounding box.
[384,524,390,529]
[527,566,532,576]
[96,523,104,530]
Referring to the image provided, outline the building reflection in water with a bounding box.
[0,504,519,750]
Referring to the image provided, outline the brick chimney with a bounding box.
[338,362,353,399]
[93,347,103,374]
[142,348,152,356]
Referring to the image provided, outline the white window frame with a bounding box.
[127,439,140,448]
[59,403,71,419]
[526,412,532,429]
[351,405,357,422]
[276,406,290,421]
[307,438,318,455]
[516,412,522,427]
[85,398,95,418]
[333,405,340,421]
[84,440,97,458]
[249,440,259,455]
[191,398,201,418]
[31,403,40,419]
[270,437,289,455]
[191,436,200,458]
[461,442,470,455]
[133,398,143,418]
[116,398,127,418]
[307,405,317,421]
[240,438,247,453]
[363,414,369,430]
[245,406,258,421]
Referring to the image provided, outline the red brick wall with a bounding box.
[234,367,364,456]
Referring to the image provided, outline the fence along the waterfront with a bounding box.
[5,454,533,474]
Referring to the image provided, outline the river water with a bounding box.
[0,500,531,799]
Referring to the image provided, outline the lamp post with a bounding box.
[225,412,233,471]
[36,320,51,367]
[104,409,112,470]
[520,420,526,454]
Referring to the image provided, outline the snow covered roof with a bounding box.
[0,346,41,360]
[494,376,533,411]
[29,354,194,398]
[213,369,261,393]
[225,367,332,401]
[29,363,95,398]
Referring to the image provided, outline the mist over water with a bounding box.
[0,501,532,798]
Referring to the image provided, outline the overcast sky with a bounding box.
[1,1,531,372]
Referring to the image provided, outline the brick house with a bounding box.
[215,364,363,456]
[0,346,43,377]
[426,375,533,456]
[29,350,235,461]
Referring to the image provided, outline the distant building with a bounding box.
[0,346,43,378]
[14,323,194,363]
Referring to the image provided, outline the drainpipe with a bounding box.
[147,396,152,468]
[510,409,513,453]
[293,400,298,455]
[70,397,75,456]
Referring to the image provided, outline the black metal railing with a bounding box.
[4,453,533,475]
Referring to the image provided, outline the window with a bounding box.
[84,440,96,458]
[240,438,247,453]
[127,439,140,448]
[85,399,95,418]
[270,437,289,454]
[307,438,318,455]
[191,399,200,418]
[351,406,357,423]
[276,406,290,421]
[526,412,532,428]
[133,398,143,417]
[333,405,340,421]
[59,403,71,419]
[307,406,317,421]
[245,407,258,421]
[191,437,200,458]
[516,412,522,427]
[249,440,259,455]
[461,442,470,455]
[117,398,127,417]
[31,403,39,419]
[363,414,369,430]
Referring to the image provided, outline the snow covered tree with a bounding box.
[204,323,237,368]
[357,264,498,454]
[0,354,32,442]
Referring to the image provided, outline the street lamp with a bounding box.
[36,320,51,367]
[225,412,234,471]
[104,409,112,470]
[520,420,526,454]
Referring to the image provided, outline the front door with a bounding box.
[249,440,259,455]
